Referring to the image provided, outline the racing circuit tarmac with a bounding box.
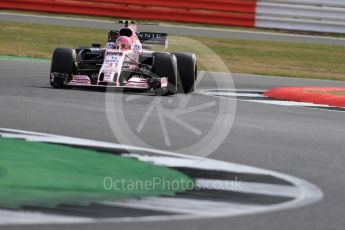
[1,59,345,230]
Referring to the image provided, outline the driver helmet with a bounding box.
[115,36,132,51]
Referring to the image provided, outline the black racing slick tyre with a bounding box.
[172,53,197,94]
[152,53,178,96]
[50,48,76,88]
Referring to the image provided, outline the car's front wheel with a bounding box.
[151,53,178,96]
[173,53,197,94]
[50,48,76,88]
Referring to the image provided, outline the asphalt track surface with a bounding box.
[2,12,345,46]
[1,59,345,230]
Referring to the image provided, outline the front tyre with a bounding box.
[172,53,197,94]
[50,48,76,88]
[151,53,178,96]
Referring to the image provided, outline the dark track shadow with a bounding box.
[26,85,156,96]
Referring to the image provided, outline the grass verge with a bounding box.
[1,21,345,80]
[4,9,345,38]
[328,91,345,96]
[0,138,193,208]
[307,90,345,96]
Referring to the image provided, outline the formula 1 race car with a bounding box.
[50,20,197,96]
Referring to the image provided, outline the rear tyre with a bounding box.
[151,53,178,96]
[50,48,76,88]
[172,53,197,94]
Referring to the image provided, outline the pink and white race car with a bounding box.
[50,20,197,96]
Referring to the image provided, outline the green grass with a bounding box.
[1,21,345,80]
[330,91,345,95]
[5,9,345,38]
[307,90,345,96]
[192,37,345,80]
[0,21,107,58]
[0,138,193,208]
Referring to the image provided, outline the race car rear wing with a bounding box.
[108,30,168,48]
[136,32,167,45]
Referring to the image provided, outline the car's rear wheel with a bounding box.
[151,53,178,96]
[173,53,197,94]
[50,48,76,88]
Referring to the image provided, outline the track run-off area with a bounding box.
[1,57,345,230]
[1,9,345,230]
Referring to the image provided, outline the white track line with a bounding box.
[103,197,265,215]
[0,210,91,225]
[196,179,300,197]
[0,128,323,225]
[198,89,342,110]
